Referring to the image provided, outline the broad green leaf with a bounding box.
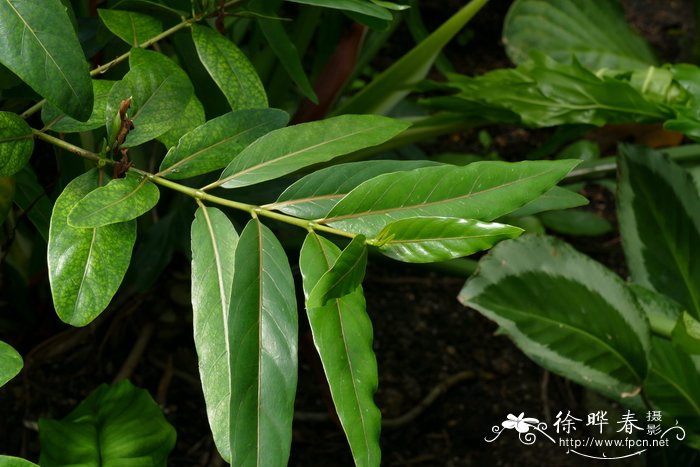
[508,186,588,217]
[0,112,33,177]
[0,340,22,388]
[216,115,410,189]
[47,170,136,326]
[672,312,700,355]
[191,206,238,462]
[322,159,579,236]
[42,80,115,133]
[307,235,367,308]
[617,144,700,318]
[191,24,268,110]
[539,210,613,236]
[229,220,297,466]
[299,233,380,467]
[286,0,391,20]
[111,0,186,17]
[14,166,52,242]
[0,176,15,225]
[503,0,657,70]
[645,338,700,433]
[106,48,193,147]
[98,8,162,46]
[159,109,289,180]
[267,160,440,219]
[39,380,176,466]
[157,94,206,149]
[335,0,488,115]
[0,0,93,121]
[459,234,650,400]
[0,456,38,467]
[67,172,159,228]
[374,217,523,263]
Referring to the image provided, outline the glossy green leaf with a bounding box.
[98,8,162,46]
[335,0,488,115]
[14,166,52,242]
[322,159,579,236]
[68,172,159,228]
[229,220,297,466]
[0,456,38,467]
[216,115,409,189]
[299,233,380,467]
[459,234,650,400]
[159,109,289,180]
[645,338,700,433]
[267,160,439,219]
[157,94,206,149]
[42,80,115,133]
[508,186,588,217]
[618,144,700,318]
[375,217,523,263]
[0,176,15,225]
[0,340,22,388]
[47,170,136,326]
[286,0,391,20]
[191,24,268,110]
[39,380,176,466]
[539,210,613,236]
[191,206,238,462]
[503,0,657,70]
[0,0,93,121]
[307,235,367,308]
[671,312,700,355]
[110,0,186,17]
[0,112,33,177]
[106,48,193,147]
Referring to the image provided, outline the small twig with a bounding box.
[113,322,155,383]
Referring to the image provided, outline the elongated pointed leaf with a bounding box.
[509,186,588,217]
[0,456,38,467]
[618,144,700,318]
[539,209,613,237]
[157,94,206,149]
[217,115,409,189]
[267,160,440,219]
[323,159,579,236]
[106,49,193,147]
[67,173,159,228]
[0,340,22,388]
[300,233,380,467]
[503,0,657,70]
[42,80,115,133]
[459,234,650,400]
[191,207,238,462]
[98,9,162,46]
[375,217,523,263]
[39,380,176,466]
[0,112,33,177]
[159,109,288,180]
[48,170,136,326]
[307,235,367,308]
[229,220,297,466]
[286,0,391,19]
[192,24,267,110]
[0,0,93,121]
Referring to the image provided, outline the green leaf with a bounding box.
[617,144,700,318]
[267,160,440,219]
[216,115,410,189]
[41,80,115,133]
[539,209,613,236]
[307,235,367,308]
[98,8,162,46]
[191,24,268,110]
[106,48,193,147]
[322,159,579,236]
[0,112,33,177]
[0,176,15,226]
[47,170,136,326]
[157,94,206,149]
[508,186,588,217]
[0,456,38,467]
[334,0,488,115]
[229,219,297,466]
[159,109,289,180]
[286,0,391,20]
[299,233,380,467]
[191,206,238,462]
[39,380,176,466]
[375,217,523,263]
[503,0,657,70]
[14,166,52,242]
[671,312,700,355]
[0,340,22,388]
[459,234,650,400]
[67,172,159,228]
[0,0,93,121]
[645,338,700,433]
